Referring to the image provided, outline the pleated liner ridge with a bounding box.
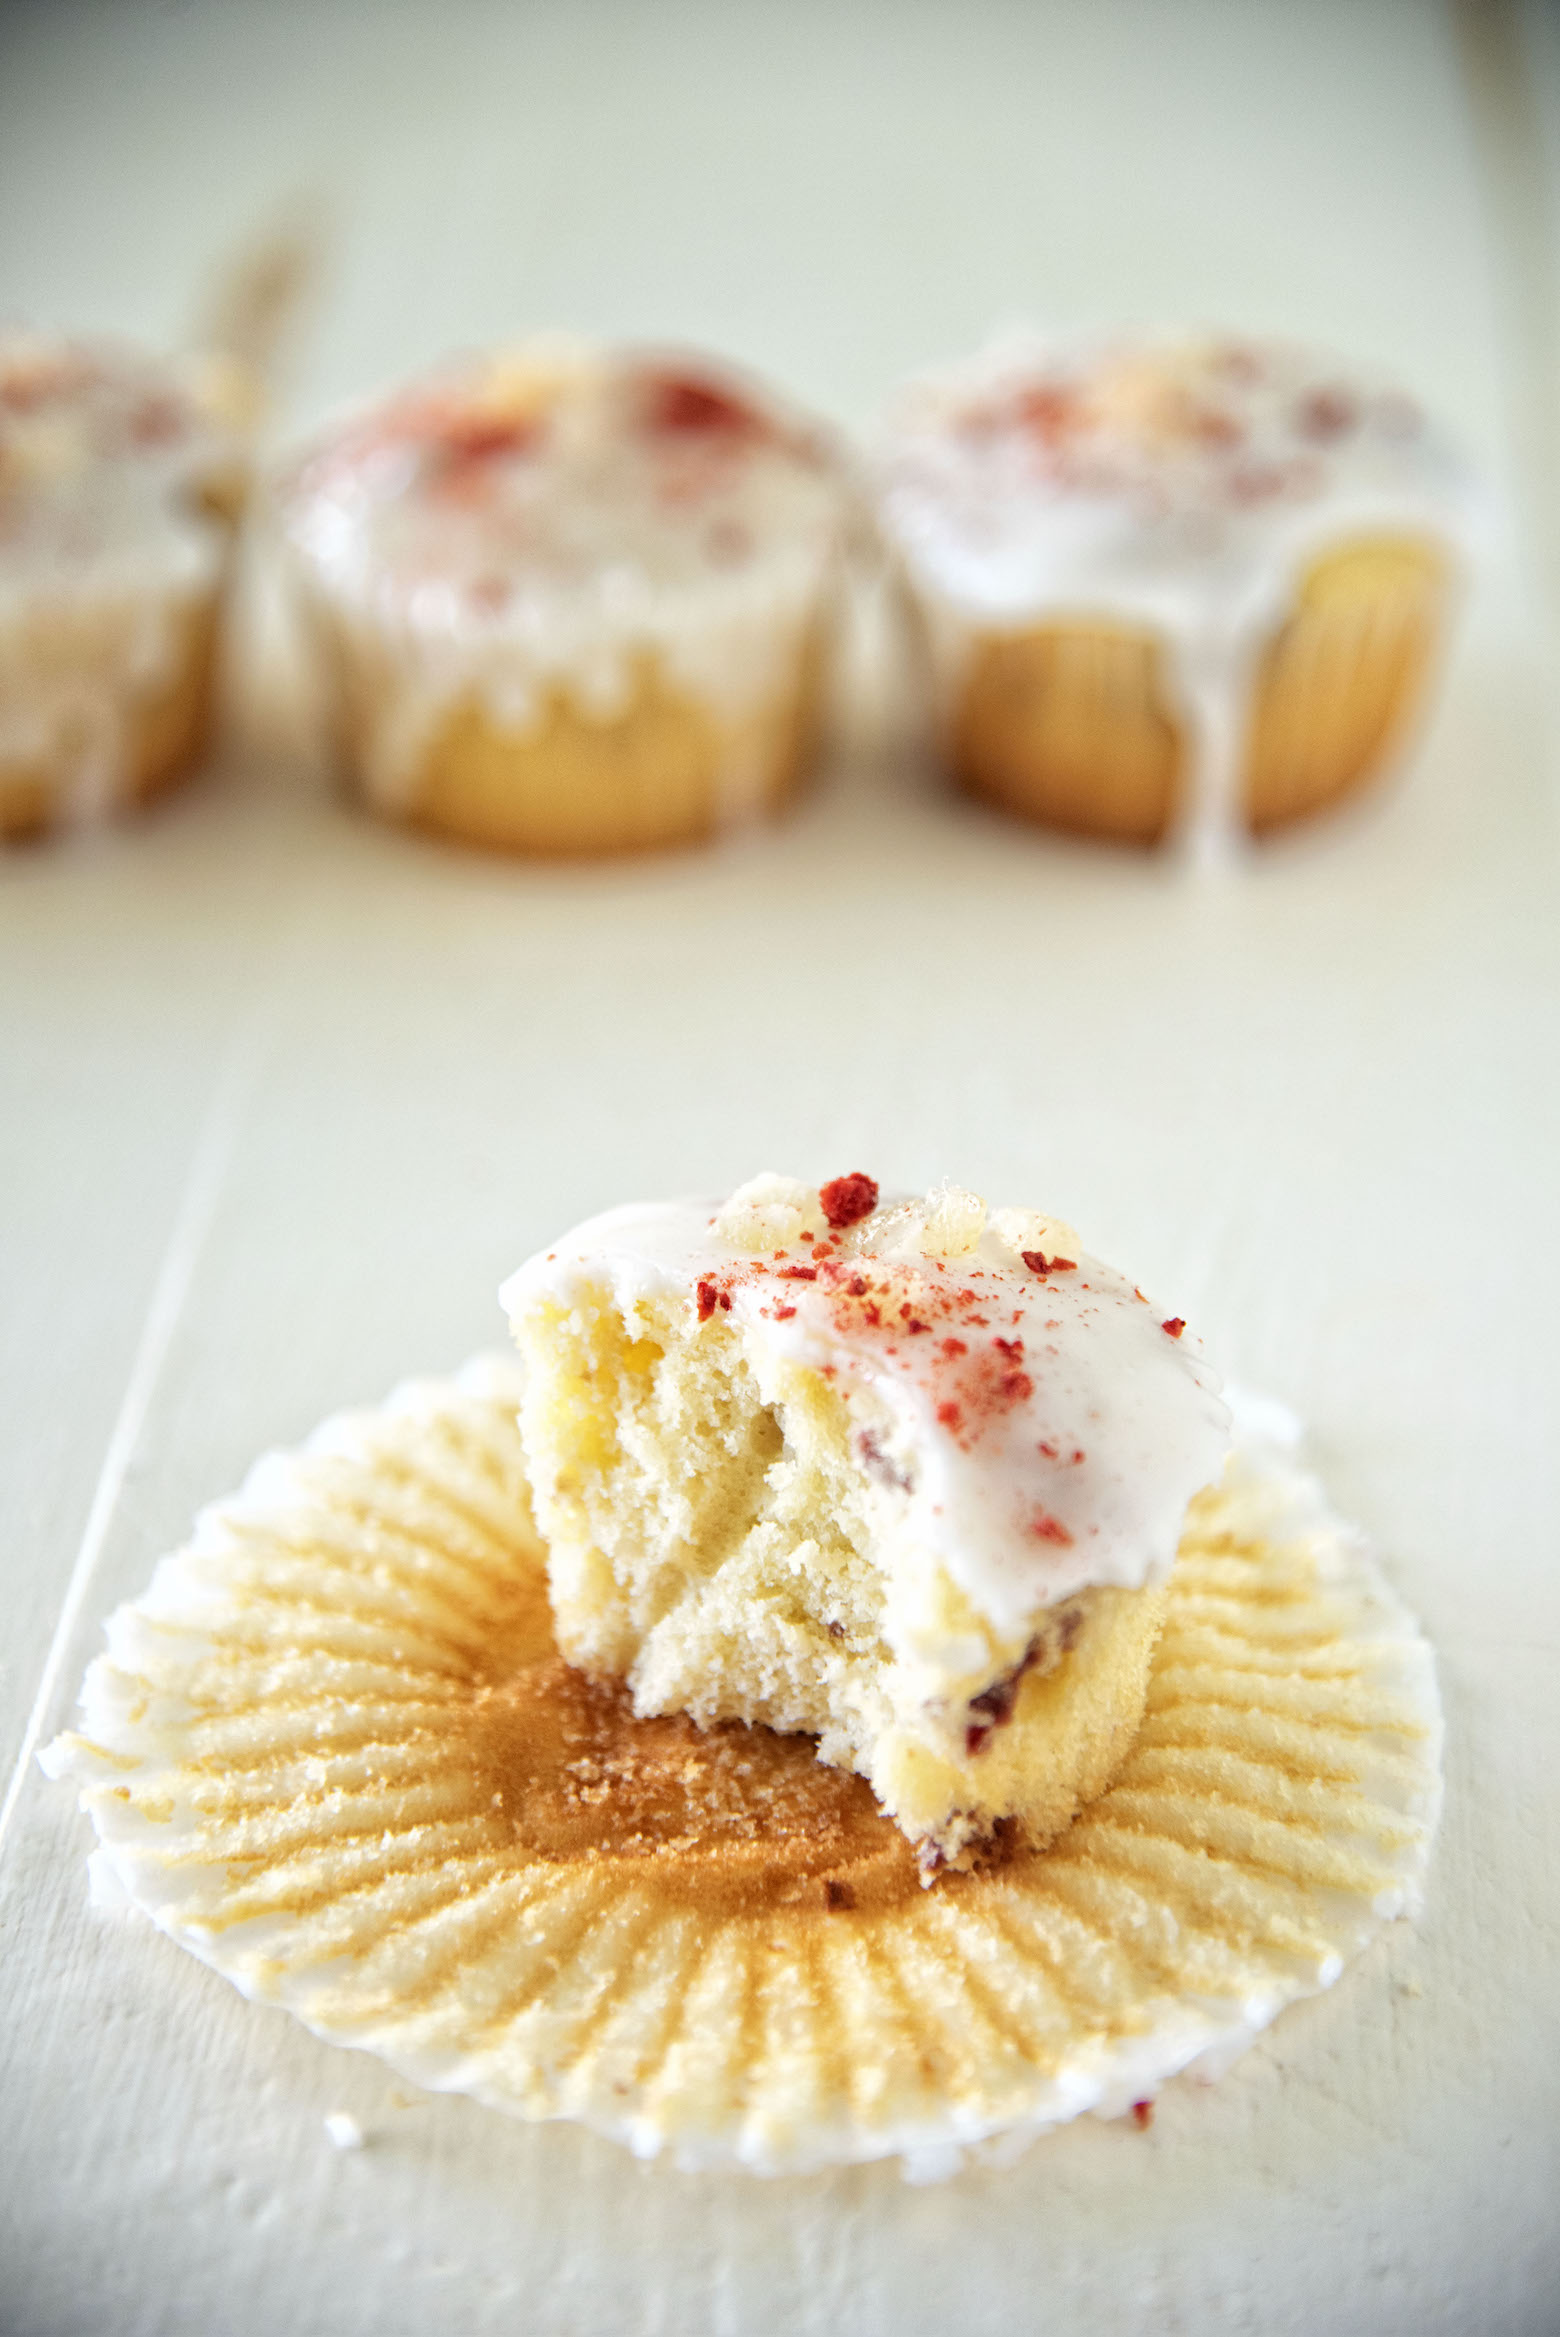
[45,1359,1442,2179]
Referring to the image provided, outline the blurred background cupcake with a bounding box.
[278,341,851,856]
[873,332,1476,855]
[0,332,252,839]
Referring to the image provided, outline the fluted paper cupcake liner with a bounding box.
[44,1362,1442,2178]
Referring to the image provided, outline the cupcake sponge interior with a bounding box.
[513,1282,1167,1868]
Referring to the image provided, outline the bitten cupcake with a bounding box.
[503,1173,1231,1872]
[0,334,250,838]
[873,333,1474,854]
[278,343,849,855]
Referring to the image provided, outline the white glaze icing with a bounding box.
[873,331,1477,860]
[0,333,243,823]
[500,1175,1231,1636]
[279,342,848,812]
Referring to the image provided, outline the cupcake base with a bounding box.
[45,1363,1442,2179]
[951,619,1181,845]
[0,586,224,840]
[318,623,825,857]
[1243,538,1448,832]
[944,534,1451,848]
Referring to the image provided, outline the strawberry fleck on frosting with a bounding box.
[282,342,839,615]
[878,334,1457,544]
[501,1174,1231,1632]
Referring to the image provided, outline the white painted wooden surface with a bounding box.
[2,4,1557,2330]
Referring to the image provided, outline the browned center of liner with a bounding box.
[463,1650,927,1919]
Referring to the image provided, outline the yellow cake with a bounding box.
[502,1174,1231,1872]
[0,333,249,839]
[278,343,848,855]
[874,334,1471,855]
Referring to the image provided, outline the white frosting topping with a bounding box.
[0,333,244,817]
[279,342,848,807]
[501,1174,1231,1633]
[874,331,1476,859]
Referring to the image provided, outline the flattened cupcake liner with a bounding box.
[45,1363,1442,2179]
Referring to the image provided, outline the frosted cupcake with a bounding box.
[874,334,1473,854]
[0,334,250,838]
[503,1173,1231,1872]
[278,343,849,855]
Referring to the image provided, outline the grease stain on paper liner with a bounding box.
[43,1359,1442,2178]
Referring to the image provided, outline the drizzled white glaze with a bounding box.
[0,334,243,823]
[501,1177,1231,1635]
[874,332,1476,860]
[279,343,847,811]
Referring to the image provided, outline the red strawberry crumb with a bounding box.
[819,1173,879,1229]
[1017,382,1081,443]
[1162,1318,1185,1339]
[697,1280,718,1322]
[440,414,535,466]
[1030,1511,1074,1545]
[645,371,760,436]
[1191,404,1243,448]
[130,393,185,445]
[1131,2100,1154,2131]
[1295,386,1357,441]
[1022,1250,1077,1276]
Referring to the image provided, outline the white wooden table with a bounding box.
[2,5,1557,2330]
